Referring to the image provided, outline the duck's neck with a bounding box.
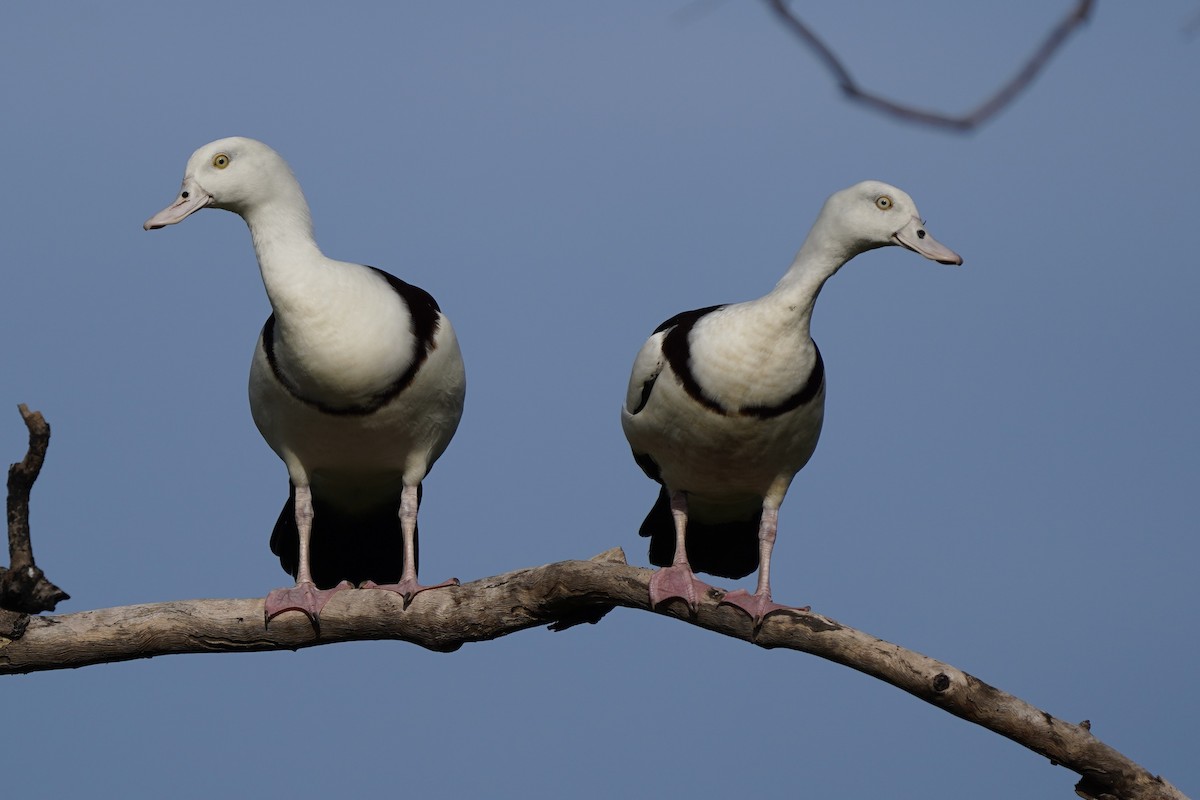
[241,196,327,317]
[765,216,862,332]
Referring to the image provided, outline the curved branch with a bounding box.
[2,404,69,616]
[765,0,1095,132]
[0,547,1184,800]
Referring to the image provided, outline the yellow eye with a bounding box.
[212,153,230,169]
[875,195,893,210]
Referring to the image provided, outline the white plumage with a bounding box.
[621,180,961,625]
[145,137,465,625]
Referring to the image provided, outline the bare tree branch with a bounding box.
[1,404,68,619]
[0,546,1185,800]
[765,0,1095,132]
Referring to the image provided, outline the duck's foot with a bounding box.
[649,564,713,614]
[719,589,806,628]
[361,577,460,607]
[264,580,353,628]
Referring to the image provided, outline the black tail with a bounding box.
[270,483,421,589]
[639,487,760,580]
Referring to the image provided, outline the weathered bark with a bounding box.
[1,405,68,616]
[0,547,1184,800]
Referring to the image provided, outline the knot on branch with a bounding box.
[0,563,69,614]
[1075,771,1120,800]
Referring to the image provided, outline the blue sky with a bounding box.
[2,3,1196,798]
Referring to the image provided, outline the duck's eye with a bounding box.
[875,195,893,210]
[212,153,230,169]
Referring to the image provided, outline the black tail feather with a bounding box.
[270,483,421,589]
[639,487,760,580]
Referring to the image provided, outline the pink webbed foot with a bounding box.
[264,580,353,627]
[720,589,808,628]
[649,564,714,614]
[361,576,460,607]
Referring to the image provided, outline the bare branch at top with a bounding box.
[765,0,1095,132]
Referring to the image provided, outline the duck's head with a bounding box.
[821,180,962,266]
[144,137,305,230]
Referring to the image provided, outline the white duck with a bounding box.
[621,180,961,626]
[145,137,466,626]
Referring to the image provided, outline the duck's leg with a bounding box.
[265,484,352,627]
[720,504,803,626]
[649,490,714,614]
[363,483,459,606]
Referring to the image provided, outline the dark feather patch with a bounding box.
[632,450,661,482]
[270,482,422,588]
[638,487,760,580]
[261,266,442,416]
[652,304,726,336]
[629,372,658,415]
[658,304,727,415]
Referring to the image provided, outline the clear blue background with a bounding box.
[3,3,1196,798]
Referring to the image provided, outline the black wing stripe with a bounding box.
[262,266,442,417]
[659,304,728,416]
[658,304,823,419]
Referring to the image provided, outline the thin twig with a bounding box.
[765,0,1095,132]
[0,547,1185,800]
